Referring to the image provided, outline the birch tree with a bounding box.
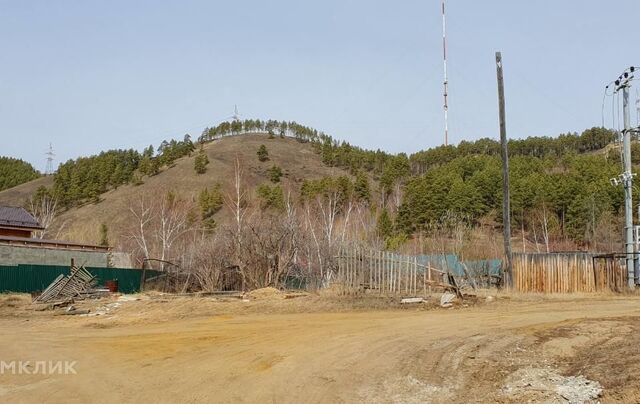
[28,187,58,239]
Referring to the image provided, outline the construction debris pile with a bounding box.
[33,266,110,306]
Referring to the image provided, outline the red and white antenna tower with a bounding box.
[441,0,449,146]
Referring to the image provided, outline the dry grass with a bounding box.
[0,134,359,245]
[0,293,35,318]
[0,288,459,326]
[489,287,640,302]
[6,286,639,328]
[0,176,53,207]
[102,292,444,325]
[0,293,29,308]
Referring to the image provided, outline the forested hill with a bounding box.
[409,127,618,172]
[26,121,619,209]
[0,157,40,192]
[0,121,627,249]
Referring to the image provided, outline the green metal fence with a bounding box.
[0,264,161,294]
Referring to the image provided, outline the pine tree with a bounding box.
[354,172,371,203]
[194,150,209,174]
[257,184,285,211]
[257,145,269,162]
[268,165,283,183]
[198,186,223,220]
[99,223,109,247]
[143,145,154,158]
[138,156,152,176]
[376,209,393,240]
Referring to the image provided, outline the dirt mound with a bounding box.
[502,367,602,403]
[245,287,284,300]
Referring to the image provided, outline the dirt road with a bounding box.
[1,295,639,403]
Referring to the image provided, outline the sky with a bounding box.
[1,0,639,172]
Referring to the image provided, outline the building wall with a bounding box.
[0,228,32,238]
[110,252,134,268]
[0,244,116,267]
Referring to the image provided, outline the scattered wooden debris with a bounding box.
[284,292,308,299]
[198,291,243,299]
[33,266,105,304]
[446,273,463,299]
[440,292,457,308]
[400,297,425,304]
[58,306,91,316]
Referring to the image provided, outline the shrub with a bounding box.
[257,145,269,162]
[194,150,209,174]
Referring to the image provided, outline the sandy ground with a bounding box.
[1,291,640,403]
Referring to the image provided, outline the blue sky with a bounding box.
[1,0,638,171]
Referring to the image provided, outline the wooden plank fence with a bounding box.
[512,253,628,293]
[336,245,452,295]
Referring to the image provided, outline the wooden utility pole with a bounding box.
[496,52,513,287]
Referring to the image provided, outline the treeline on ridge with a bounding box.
[0,157,40,192]
[53,135,196,208]
[36,119,626,246]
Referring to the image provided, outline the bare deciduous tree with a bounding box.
[128,195,155,260]
[28,192,58,239]
[156,191,192,264]
[536,202,556,253]
[225,155,249,237]
[127,190,194,269]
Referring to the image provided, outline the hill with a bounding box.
[0,122,626,258]
[0,157,41,192]
[0,175,53,206]
[0,134,362,245]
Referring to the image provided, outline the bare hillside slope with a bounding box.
[0,176,53,207]
[0,134,356,245]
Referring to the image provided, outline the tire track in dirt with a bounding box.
[370,315,640,403]
[2,297,640,403]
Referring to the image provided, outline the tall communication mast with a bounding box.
[441,0,449,146]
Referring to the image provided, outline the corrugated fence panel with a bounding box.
[0,265,19,293]
[0,264,162,294]
[86,267,152,294]
[417,255,502,277]
[0,264,71,293]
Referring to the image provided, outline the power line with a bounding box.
[617,88,621,132]
[602,81,615,128]
[602,88,607,128]
[612,89,617,130]
[636,89,640,127]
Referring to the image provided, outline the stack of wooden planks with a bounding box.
[34,266,107,304]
